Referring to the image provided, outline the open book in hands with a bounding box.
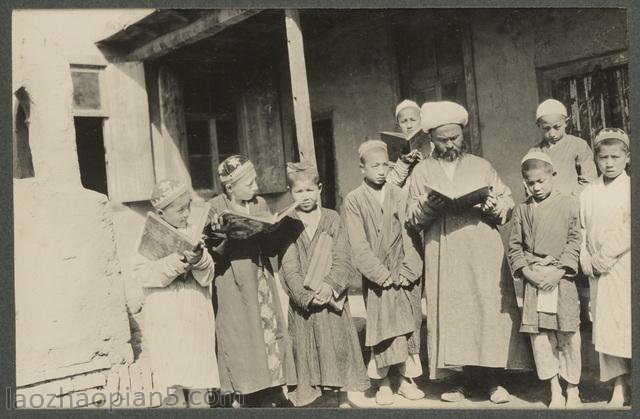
[380,130,430,162]
[137,202,210,261]
[212,202,297,240]
[426,184,492,212]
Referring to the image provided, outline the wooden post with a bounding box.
[284,9,317,165]
[461,20,483,156]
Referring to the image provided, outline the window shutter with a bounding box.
[103,62,155,202]
[237,65,287,194]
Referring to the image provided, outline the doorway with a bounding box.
[312,117,337,210]
[74,117,108,196]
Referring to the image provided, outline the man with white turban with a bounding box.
[406,101,532,403]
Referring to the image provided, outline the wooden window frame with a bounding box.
[536,49,629,99]
[70,64,109,118]
[185,113,222,198]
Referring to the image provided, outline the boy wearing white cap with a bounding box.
[507,153,583,408]
[386,99,426,188]
[345,140,424,405]
[579,128,631,407]
[133,179,218,407]
[529,99,597,197]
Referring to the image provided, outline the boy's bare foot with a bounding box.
[608,376,628,408]
[565,385,582,408]
[549,394,566,409]
[397,377,425,400]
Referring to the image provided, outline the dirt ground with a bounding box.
[329,294,630,411]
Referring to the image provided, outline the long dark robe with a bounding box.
[507,190,581,334]
[344,182,423,368]
[279,208,369,406]
[205,194,296,395]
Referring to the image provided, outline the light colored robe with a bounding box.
[407,154,533,379]
[133,249,219,391]
[345,182,423,368]
[579,173,631,358]
[529,134,598,197]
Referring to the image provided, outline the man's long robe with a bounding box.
[345,182,423,368]
[407,154,533,379]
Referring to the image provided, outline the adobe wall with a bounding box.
[11,10,151,407]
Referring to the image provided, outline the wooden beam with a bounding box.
[284,9,316,165]
[165,10,190,23]
[124,9,261,62]
[461,20,482,156]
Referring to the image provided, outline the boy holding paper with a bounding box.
[279,161,369,407]
[507,152,582,408]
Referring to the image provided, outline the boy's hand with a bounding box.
[400,150,422,164]
[208,210,224,232]
[522,267,544,287]
[398,275,411,288]
[315,283,333,305]
[426,193,446,212]
[481,194,497,213]
[577,175,590,185]
[182,245,203,265]
[381,275,394,289]
[538,268,565,291]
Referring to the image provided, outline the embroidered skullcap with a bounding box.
[395,99,420,118]
[594,127,629,148]
[420,101,468,132]
[358,140,388,160]
[151,179,188,209]
[536,99,567,120]
[521,151,553,168]
[217,155,256,185]
[286,161,320,185]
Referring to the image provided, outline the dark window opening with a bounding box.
[312,118,337,210]
[71,69,102,111]
[74,117,108,195]
[13,101,35,179]
[186,119,214,190]
[551,64,630,146]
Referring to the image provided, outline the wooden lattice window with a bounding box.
[537,51,629,148]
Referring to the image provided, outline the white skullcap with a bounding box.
[358,140,388,159]
[521,151,553,167]
[395,99,420,118]
[536,99,567,120]
[594,127,629,148]
[420,101,468,132]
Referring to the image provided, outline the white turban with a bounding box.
[521,151,553,167]
[420,101,468,132]
[536,99,567,120]
[395,99,420,118]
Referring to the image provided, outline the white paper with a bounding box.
[537,287,559,314]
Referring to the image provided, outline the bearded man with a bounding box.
[406,101,532,404]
